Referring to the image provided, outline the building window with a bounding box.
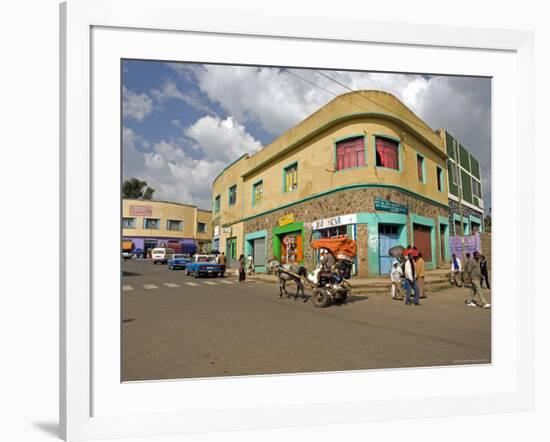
[283,163,298,192]
[122,217,135,229]
[197,222,207,233]
[253,181,263,206]
[143,218,160,229]
[437,166,444,192]
[375,137,399,170]
[228,185,237,206]
[166,219,182,231]
[336,136,365,171]
[472,178,481,198]
[214,195,221,213]
[417,154,425,183]
[451,162,458,185]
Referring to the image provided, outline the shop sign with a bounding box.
[129,205,153,216]
[278,213,295,226]
[374,197,408,214]
[213,225,220,237]
[312,214,357,230]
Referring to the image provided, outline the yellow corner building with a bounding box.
[211,90,451,276]
[122,199,212,257]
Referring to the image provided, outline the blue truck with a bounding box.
[185,255,224,278]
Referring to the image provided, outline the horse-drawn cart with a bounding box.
[272,236,357,308]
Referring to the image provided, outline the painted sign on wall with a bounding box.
[374,197,408,214]
[278,213,295,227]
[312,214,357,230]
[129,205,153,216]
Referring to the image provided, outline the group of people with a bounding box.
[449,251,491,308]
[216,252,255,283]
[390,246,426,306]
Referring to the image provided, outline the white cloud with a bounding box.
[184,115,262,163]
[123,116,262,208]
[150,79,216,116]
[122,86,153,121]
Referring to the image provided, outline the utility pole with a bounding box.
[452,138,466,260]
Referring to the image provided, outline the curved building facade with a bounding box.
[211,90,450,276]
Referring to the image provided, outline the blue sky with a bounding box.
[122,61,491,211]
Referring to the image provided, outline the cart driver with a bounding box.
[320,248,337,280]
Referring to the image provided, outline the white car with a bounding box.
[151,247,176,264]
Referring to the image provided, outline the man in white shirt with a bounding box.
[390,261,403,300]
[450,253,463,287]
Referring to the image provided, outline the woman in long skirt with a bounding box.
[238,254,246,282]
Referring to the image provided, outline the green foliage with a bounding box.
[122,178,155,200]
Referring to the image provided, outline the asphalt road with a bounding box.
[122,259,492,382]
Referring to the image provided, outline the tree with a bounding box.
[122,178,155,200]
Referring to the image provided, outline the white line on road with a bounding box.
[219,280,234,284]
[164,283,180,288]
[143,284,158,290]
[185,282,200,287]
[122,285,133,291]
[203,281,219,285]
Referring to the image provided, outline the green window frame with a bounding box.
[228,185,237,206]
[416,153,426,183]
[213,195,221,213]
[252,180,263,206]
[374,134,402,172]
[333,134,367,172]
[436,166,444,192]
[283,162,298,193]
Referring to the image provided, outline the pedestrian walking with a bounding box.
[416,252,426,299]
[247,254,255,275]
[463,253,472,286]
[390,261,404,300]
[450,253,463,287]
[480,254,491,289]
[218,252,227,277]
[404,253,420,305]
[238,254,246,282]
[465,251,491,308]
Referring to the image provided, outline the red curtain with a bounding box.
[376,138,399,170]
[336,137,365,170]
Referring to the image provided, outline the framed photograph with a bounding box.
[60,0,534,440]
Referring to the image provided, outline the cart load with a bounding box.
[311,237,357,262]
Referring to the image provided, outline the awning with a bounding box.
[180,239,197,255]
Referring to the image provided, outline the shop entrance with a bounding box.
[279,232,302,265]
[378,224,400,275]
[413,223,432,263]
[226,237,237,268]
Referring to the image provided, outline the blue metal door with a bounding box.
[379,224,400,275]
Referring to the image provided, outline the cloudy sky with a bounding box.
[122,61,491,211]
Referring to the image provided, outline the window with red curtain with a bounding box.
[336,137,365,171]
[375,137,399,170]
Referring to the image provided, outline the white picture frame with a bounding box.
[60,0,534,440]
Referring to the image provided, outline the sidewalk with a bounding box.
[247,268,452,294]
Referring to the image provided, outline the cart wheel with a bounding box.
[312,288,331,308]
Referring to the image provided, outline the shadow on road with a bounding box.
[122,270,141,276]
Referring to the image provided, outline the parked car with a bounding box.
[185,255,223,278]
[167,254,191,270]
[151,247,176,264]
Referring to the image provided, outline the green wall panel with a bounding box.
[461,169,473,203]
